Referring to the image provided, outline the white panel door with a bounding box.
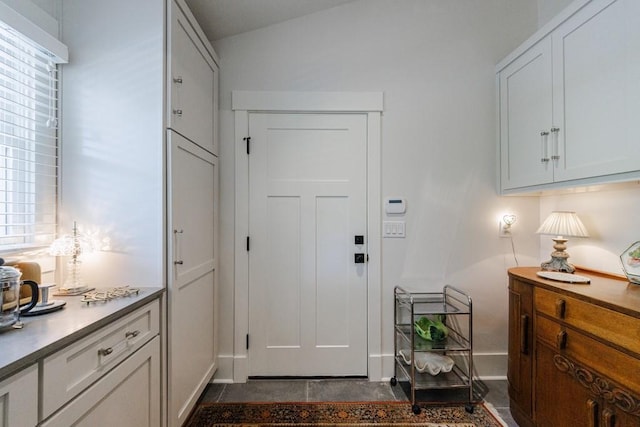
[168,130,217,426]
[248,113,368,376]
[168,0,217,154]
[552,0,640,182]
[499,36,554,190]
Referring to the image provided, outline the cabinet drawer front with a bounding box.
[535,288,640,355]
[41,336,160,427]
[41,300,159,419]
[536,315,640,394]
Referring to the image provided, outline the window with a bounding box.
[0,23,58,251]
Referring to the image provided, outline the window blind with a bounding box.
[0,23,58,251]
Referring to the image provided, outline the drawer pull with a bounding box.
[587,399,598,427]
[602,408,615,427]
[520,314,529,355]
[173,76,183,84]
[98,347,113,356]
[173,109,183,117]
[125,330,140,339]
[555,299,566,319]
[556,330,567,350]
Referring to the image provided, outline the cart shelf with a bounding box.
[391,285,473,414]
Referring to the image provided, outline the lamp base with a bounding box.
[53,286,95,296]
[541,255,576,273]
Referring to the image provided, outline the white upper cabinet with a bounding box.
[168,0,219,155]
[552,0,640,182]
[497,0,640,193]
[499,36,554,189]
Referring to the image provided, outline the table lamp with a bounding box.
[536,211,589,273]
[49,221,94,294]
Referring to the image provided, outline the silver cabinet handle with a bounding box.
[173,109,183,117]
[173,76,183,84]
[125,330,140,339]
[174,260,184,265]
[540,131,550,163]
[174,229,183,234]
[550,127,560,160]
[98,347,113,356]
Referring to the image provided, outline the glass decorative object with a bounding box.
[620,241,640,285]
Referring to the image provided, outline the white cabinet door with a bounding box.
[499,36,554,190]
[168,0,218,155]
[553,0,640,182]
[168,130,218,427]
[0,365,37,427]
[40,336,160,427]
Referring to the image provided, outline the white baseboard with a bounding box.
[211,352,508,383]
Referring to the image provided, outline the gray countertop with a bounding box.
[0,287,164,381]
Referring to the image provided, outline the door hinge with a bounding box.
[243,136,251,154]
[246,236,250,251]
[246,334,249,349]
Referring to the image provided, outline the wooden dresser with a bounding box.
[507,267,640,427]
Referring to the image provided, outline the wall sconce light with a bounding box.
[499,214,517,237]
[536,211,589,273]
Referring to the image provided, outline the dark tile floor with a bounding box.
[201,379,518,426]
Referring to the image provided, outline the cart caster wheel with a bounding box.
[390,377,397,386]
[412,404,421,415]
[465,404,474,413]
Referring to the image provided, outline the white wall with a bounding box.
[537,0,574,28]
[539,183,640,276]
[58,0,165,287]
[213,0,540,380]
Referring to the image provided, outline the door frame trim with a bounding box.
[232,91,383,382]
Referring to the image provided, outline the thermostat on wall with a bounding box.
[385,198,406,214]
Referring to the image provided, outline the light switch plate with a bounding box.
[383,221,405,238]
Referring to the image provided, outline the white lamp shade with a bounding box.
[536,211,589,238]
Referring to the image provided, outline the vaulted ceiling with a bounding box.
[185,0,355,41]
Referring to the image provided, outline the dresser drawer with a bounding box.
[535,287,640,356]
[41,300,159,419]
[536,315,640,395]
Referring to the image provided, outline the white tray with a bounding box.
[536,271,590,284]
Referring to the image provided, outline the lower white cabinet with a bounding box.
[0,365,37,427]
[41,336,160,427]
[39,299,161,426]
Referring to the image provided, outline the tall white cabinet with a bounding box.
[497,0,640,193]
[60,0,219,426]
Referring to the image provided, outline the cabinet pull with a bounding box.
[125,330,140,339]
[98,347,113,356]
[555,299,566,319]
[550,127,560,160]
[602,408,615,427]
[556,329,567,350]
[540,131,550,163]
[173,109,183,117]
[173,76,183,84]
[520,314,529,355]
[587,399,598,427]
[174,228,184,265]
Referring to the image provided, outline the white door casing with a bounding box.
[247,113,367,376]
[232,91,383,382]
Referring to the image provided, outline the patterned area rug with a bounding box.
[184,401,506,426]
